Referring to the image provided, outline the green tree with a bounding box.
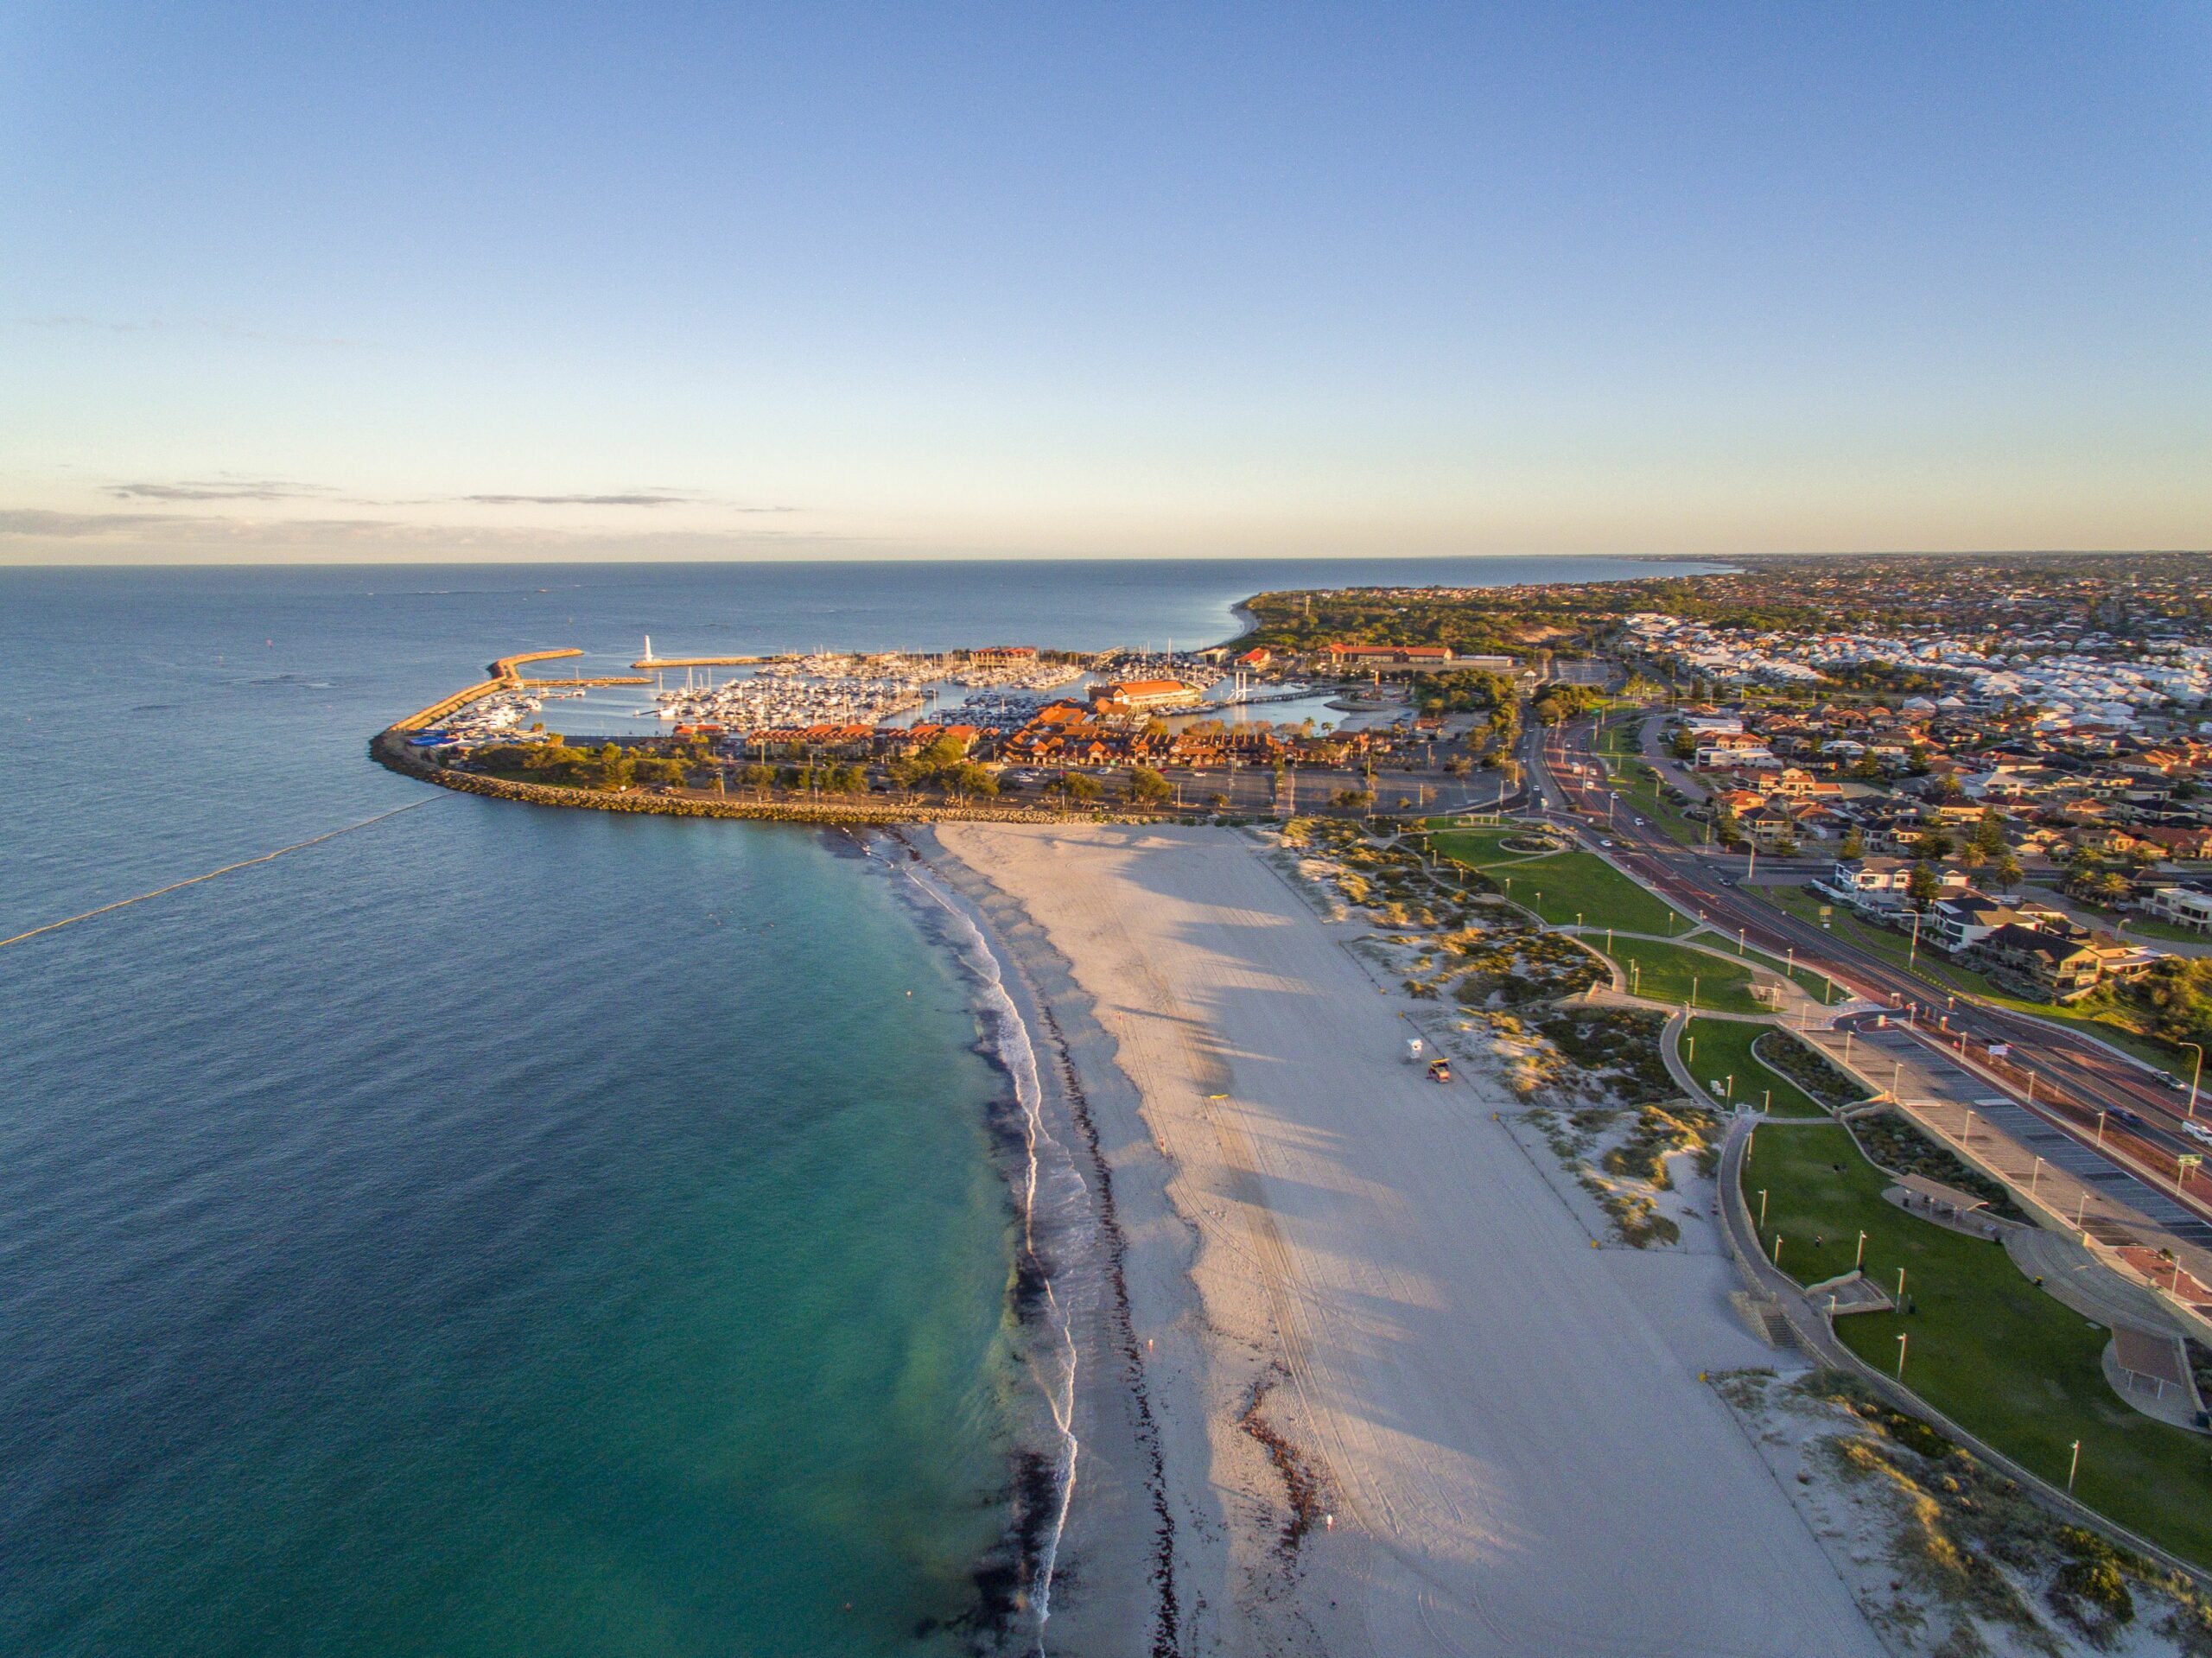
[918,733,971,774]
[594,742,634,791]
[1972,810,2008,854]
[1838,827,1866,861]
[1052,772,1103,803]
[1992,850,2023,891]
[1906,861,1942,908]
[1911,828,1954,862]
[1128,766,1173,804]
[940,761,999,797]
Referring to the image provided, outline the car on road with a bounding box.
[2111,1108,2147,1130]
[2183,1121,2212,1147]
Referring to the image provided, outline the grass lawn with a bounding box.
[1680,1017,1827,1117]
[1428,831,1689,935]
[1603,937,1764,1013]
[1594,715,1644,758]
[1734,941,1844,1007]
[1587,721,1705,846]
[1754,884,2197,1084]
[1745,1123,2212,1568]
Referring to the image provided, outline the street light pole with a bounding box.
[2184,1041,2204,1122]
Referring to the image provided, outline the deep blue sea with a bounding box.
[0,556,1717,1657]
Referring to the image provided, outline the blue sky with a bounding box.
[2,2,2206,561]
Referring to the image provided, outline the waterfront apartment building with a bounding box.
[1320,644,1517,674]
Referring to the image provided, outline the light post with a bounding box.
[1738,925,1746,956]
[1896,1332,1909,1378]
[1691,975,1700,1007]
[2183,1041,2204,1121]
[1758,1189,1767,1225]
[2031,1155,2043,1198]
[1843,1029,1854,1065]
[1891,1059,1903,1101]
[1772,1234,1784,1267]
[1687,1034,1697,1065]
[1909,906,1921,967]
[2068,1440,2082,1493]
[1897,1267,1907,1303]
[1854,1229,1867,1268]
[1726,1073,1735,1104]
[1962,1108,1975,1147]
[2096,1109,2107,1148]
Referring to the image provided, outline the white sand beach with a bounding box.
[932,822,1885,1658]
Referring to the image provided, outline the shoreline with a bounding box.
[921,821,1889,1657]
[902,827,1186,1658]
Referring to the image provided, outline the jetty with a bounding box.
[632,654,782,670]
[392,649,645,734]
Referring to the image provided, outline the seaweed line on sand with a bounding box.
[1239,1366,1326,1556]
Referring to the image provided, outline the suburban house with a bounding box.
[2141,879,2212,934]
[1971,923,2107,999]
[1967,920,2157,1001]
[1827,857,1971,909]
[1927,894,2036,956]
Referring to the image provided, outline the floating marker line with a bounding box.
[0,797,442,951]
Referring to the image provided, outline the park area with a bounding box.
[1744,1121,2212,1568]
[1426,824,1688,935]
[1602,936,1768,1013]
[1678,1017,1830,1117]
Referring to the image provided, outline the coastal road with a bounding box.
[1526,713,2212,1245]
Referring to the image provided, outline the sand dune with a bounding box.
[934,822,1883,1658]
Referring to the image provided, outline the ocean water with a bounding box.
[0,556,1717,1656]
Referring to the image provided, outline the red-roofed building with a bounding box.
[1093,679,1202,714]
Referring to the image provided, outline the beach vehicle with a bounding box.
[1427,1057,1452,1083]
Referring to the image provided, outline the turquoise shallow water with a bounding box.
[0,556,1718,1655]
